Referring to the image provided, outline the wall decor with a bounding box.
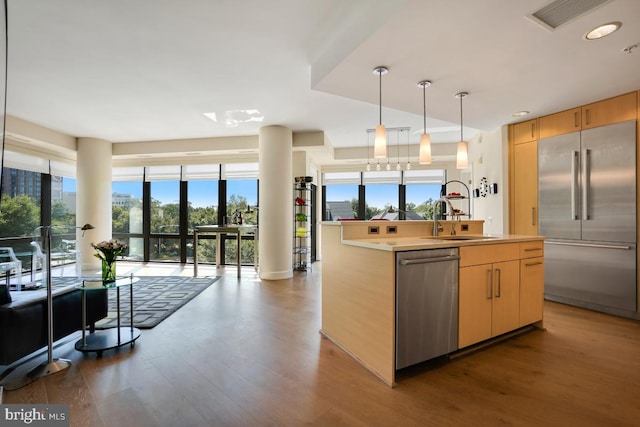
[479,177,488,197]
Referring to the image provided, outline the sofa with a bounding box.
[0,283,108,365]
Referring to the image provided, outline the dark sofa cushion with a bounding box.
[0,285,10,304]
[0,285,108,365]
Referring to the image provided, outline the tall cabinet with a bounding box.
[510,119,538,236]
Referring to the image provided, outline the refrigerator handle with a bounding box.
[571,151,579,220]
[582,149,590,220]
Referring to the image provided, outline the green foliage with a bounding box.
[51,200,75,227]
[112,205,131,233]
[347,197,436,220]
[411,197,436,219]
[0,195,40,237]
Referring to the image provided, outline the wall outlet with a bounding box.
[368,226,380,234]
[386,226,397,234]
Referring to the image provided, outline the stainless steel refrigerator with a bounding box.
[538,120,637,317]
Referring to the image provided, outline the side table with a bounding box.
[74,275,140,356]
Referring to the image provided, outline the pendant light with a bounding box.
[455,91,469,169]
[373,66,388,158]
[417,80,432,164]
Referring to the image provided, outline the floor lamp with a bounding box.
[27,223,94,380]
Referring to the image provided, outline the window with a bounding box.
[363,171,401,220]
[323,172,360,220]
[0,167,41,238]
[187,180,218,263]
[223,163,258,265]
[148,166,181,261]
[404,169,446,220]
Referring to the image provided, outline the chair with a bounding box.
[30,241,46,281]
[0,247,23,291]
[30,239,76,280]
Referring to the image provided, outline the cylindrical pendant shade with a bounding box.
[374,124,387,158]
[419,133,432,164]
[456,140,469,169]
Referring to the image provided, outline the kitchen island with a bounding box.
[321,220,544,386]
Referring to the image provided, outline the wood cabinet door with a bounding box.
[538,108,581,138]
[491,260,520,337]
[519,257,544,326]
[513,140,538,235]
[582,92,637,129]
[512,119,538,144]
[459,264,493,348]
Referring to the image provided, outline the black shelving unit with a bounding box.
[293,178,313,272]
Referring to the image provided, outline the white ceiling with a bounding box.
[6,0,640,163]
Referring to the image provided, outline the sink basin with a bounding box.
[422,235,500,241]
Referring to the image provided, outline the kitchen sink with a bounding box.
[422,235,500,241]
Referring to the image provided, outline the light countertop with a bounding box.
[342,234,544,252]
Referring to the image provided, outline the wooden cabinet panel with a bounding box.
[519,240,543,259]
[513,141,538,235]
[459,264,493,348]
[491,260,520,336]
[459,243,519,267]
[512,119,538,144]
[539,108,581,138]
[459,241,544,349]
[582,92,637,129]
[520,257,544,326]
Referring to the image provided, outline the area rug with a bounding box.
[92,276,220,329]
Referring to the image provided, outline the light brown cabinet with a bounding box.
[513,140,538,235]
[512,119,537,144]
[459,244,520,348]
[582,92,637,130]
[519,241,544,326]
[538,92,637,138]
[539,107,581,139]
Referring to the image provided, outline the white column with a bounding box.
[76,138,113,274]
[258,125,293,280]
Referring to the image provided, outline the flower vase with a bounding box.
[102,259,116,282]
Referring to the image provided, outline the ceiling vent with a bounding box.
[529,0,613,31]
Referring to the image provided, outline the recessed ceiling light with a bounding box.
[585,22,621,40]
[512,111,530,117]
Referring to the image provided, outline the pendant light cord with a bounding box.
[459,94,464,141]
[423,85,427,134]
[379,70,382,125]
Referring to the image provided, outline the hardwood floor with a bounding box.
[2,262,640,426]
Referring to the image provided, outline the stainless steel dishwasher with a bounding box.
[396,248,459,369]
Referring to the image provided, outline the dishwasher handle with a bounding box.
[399,255,460,265]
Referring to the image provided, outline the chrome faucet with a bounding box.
[433,197,457,237]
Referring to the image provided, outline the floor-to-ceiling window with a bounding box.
[0,152,79,276]
[112,166,144,260]
[148,165,181,262]
[185,164,219,263]
[222,163,258,265]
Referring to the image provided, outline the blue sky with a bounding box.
[110,180,258,208]
[66,177,439,210]
[327,184,441,209]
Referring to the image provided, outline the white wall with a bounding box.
[466,127,508,235]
